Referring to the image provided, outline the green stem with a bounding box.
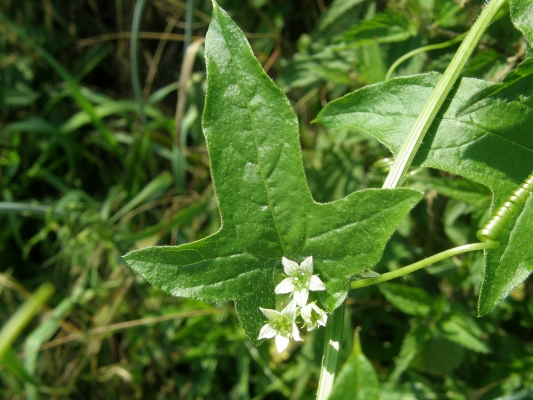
[385,32,468,81]
[316,301,345,400]
[350,241,499,290]
[383,0,506,189]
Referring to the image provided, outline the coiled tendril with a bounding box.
[477,171,533,243]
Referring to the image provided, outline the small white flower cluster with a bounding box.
[258,256,328,353]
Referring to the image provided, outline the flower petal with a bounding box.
[311,303,328,326]
[282,257,300,276]
[281,299,298,319]
[300,256,314,274]
[259,307,282,321]
[293,289,309,307]
[292,323,302,341]
[275,278,295,294]
[275,335,290,353]
[309,275,326,291]
[258,323,277,339]
[300,303,312,322]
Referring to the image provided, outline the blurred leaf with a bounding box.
[1,117,57,135]
[0,87,39,107]
[116,199,209,244]
[109,171,173,224]
[411,335,465,375]
[390,324,432,381]
[0,283,55,362]
[440,310,490,353]
[412,176,491,209]
[356,42,387,84]
[443,200,471,246]
[318,0,365,32]
[343,11,419,45]
[328,329,380,400]
[434,0,466,28]
[60,101,165,134]
[1,348,38,386]
[379,283,433,317]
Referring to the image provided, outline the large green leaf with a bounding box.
[316,66,533,315]
[123,3,421,342]
[510,0,533,47]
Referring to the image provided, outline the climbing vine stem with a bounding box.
[350,242,499,290]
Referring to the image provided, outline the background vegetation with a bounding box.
[0,0,532,398]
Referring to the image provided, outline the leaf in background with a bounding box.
[316,66,533,315]
[390,324,432,381]
[411,335,465,375]
[379,283,432,317]
[411,176,491,209]
[440,310,490,354]
[343,11,419,46]
[123,3,422,342]
[510,0,533,47]
[328,329,380,400]
[317,0,365,32]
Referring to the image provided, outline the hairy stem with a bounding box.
[383,0,507,188]
[350,241,499,290]
[316,301,345,400]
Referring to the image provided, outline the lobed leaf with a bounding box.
[124,2,422,342]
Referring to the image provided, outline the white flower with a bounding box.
[275,256,326,307]
[258,301,301,353]
[300,302,328,331]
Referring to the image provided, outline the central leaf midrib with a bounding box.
[218,18,287,254]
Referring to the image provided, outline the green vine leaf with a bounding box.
[316,65,533,315]
[510,0,533,47]
[123,3,421,342]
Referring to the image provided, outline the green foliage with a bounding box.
[317,67,533,314]
[1,0,533,398]
[124,3,422,342]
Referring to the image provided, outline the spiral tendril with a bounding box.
[477,172,533,243]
